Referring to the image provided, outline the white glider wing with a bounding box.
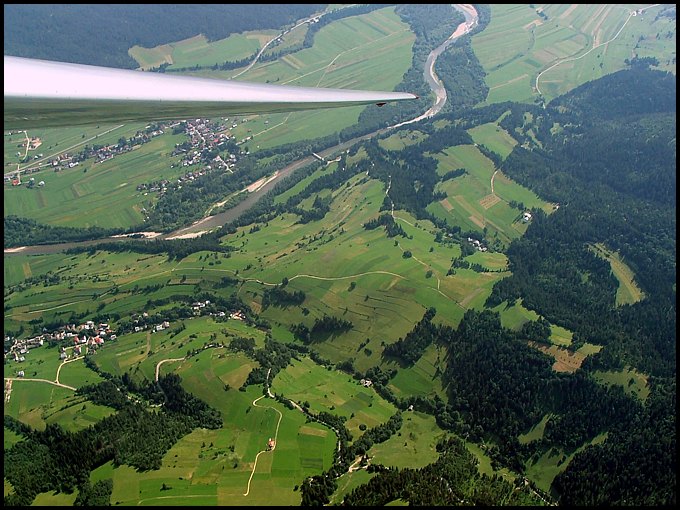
[4,56,418,129]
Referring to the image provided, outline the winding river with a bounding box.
[5,5,478,257]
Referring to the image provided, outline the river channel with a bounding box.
[5,5,478,257]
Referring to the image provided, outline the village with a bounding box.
[3,297,250,378]
[5,116,247,191]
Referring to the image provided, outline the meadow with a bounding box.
[4,130,186,229]
[592,366,650,401]
[426,139,553,248]
[130,31,270,71]
[472,4,676,104]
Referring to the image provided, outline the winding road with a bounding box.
[535,4,661,97]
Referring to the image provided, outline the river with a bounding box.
[5,5,478,257]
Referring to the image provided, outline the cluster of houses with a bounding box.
[125,302,248,335]
[4,301,251,367]
[172,118,240,170]
[5,117,248,193]
[466,237,488,252]
[72,127,166,167]
[4,321,116,364]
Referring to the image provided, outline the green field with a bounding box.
[368,411,447,469]
[427,143,553,247]
[130,30,276,71]
[524,432,608,493]
[492,298,574,347]
[84,386,337,505]
[467,122,518,160]
[378,129,428,152]
[218,172,503,369]
[472,4,676,104]
[4,131,186,229]
[272,356,396,439]
[387,343,447,400]
[518,413,552,445]
[593,367,650,401]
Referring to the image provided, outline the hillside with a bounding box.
[4,4,324,68]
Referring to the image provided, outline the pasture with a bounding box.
[378,129,428,152]
[4,131,186,229]
[492,298,573,346]
[427,143,552,247]
[523,432,608,493]
[467,122,517,160]
[271,355,396,440]
[218,172,505,369]
[129,31,270,71]
[83,383,337,505]
[593,367,649,401]
[386,344,447,401]
[368,411,447,469]
[518,413,552,445]
[472,4,676,104]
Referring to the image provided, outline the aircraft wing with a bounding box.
[4,56,418,129]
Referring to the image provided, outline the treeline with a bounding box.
[64,231,232,261]
[290,315,353,344]
[4,215,121,248]
[382,307,438,365]
[4,4,324,68]
[440,167,466,181]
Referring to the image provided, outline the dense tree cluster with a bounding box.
[490,68,676,377]
[363,214,407,238]
[382,307,438,365]
[4,215,121,248]
[261,285,306,309]
[290,315,353,344]
[64,232,233,261]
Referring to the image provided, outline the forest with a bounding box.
[4,4,324,68]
